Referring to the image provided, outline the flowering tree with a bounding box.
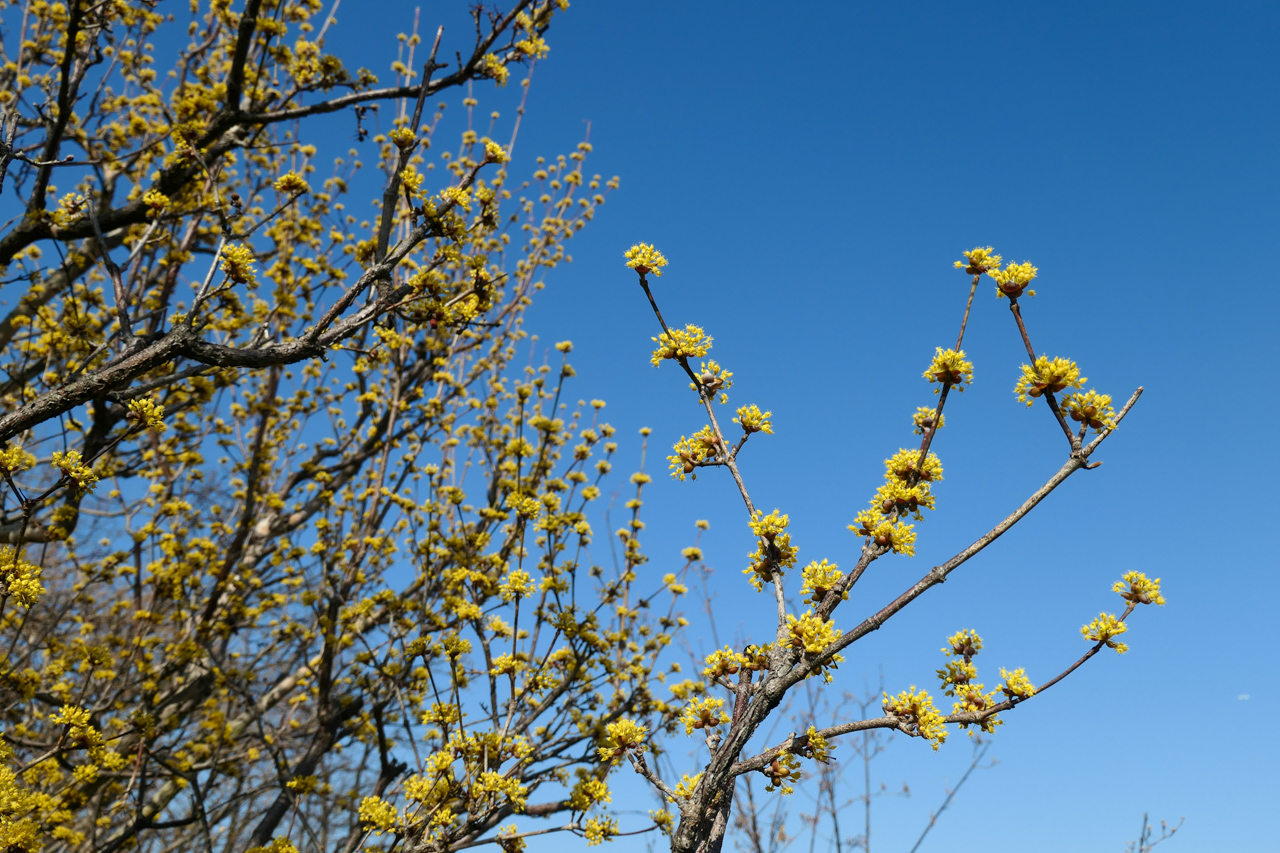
[604,244,1162,853]
[0,2,707,851]
[0,1,1163,852]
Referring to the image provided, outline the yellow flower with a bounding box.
[1081,612,1129,653]
[1061,389,1116,432]
[872,480,934,518]
[357,796,398,834]
[0,444,36,475]
[691,359,733,398]
[142,189,170,217]
[998,667,1037,700]
[389,127,417,150]
[499,569,534,601]
[955,246,1002,275]
[440,186,473,211]
[743,509,799,590]
[884,448,943,484]
[848,513,917,556]
[951,682,1000,732]
[912,406,944,434]
[220,243,258,285]
[672,772,703,801]
[1113,571,1165,606]
[761,753,803,794]
[126,396,166,432]
[681,697,729,735]
[942,629,982,662]
[882,687,948,750]
[625,243,668,277]
[799,559,844,606]
[702,646,746,679]
[785,610,842,656]
[801,725,833,764]
[515,35,549,60]
[582,817,617,846]
[484,140,509,163]
[567,775,611,812]
[0,546,44,608]
[651,324,710,366]
[598,719,647,764]
[936,660,976,696]
[1014,356,1085,406]
[991,260,1038,298]
[51,449,98,492]
[667,425,719,480]
[273,171,310,195]
[923,347,974,392]
[482,53,510,87]
[868,520,916,556]
[734,404,773,435]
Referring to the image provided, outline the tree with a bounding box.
[0,2,692,851]
[605,245,1160,853]
[0,3,1164,853]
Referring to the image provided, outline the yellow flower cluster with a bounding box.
[998,667,1037,700]
[499,569,534,601]
[440,185,473,211]
[50,450,97,493]
[273,171,310,195]
[955,246,1002,275]
[884,448,943,484]
[801,725,833,764]
[703,646,748,680]
[598,719,647,764]
[936,660,977,695]
[681,697,729,735]
[389,127,417,150]
[743,509,798,591]
[650,324,709,367]
[484,140,509,163]
[951,681,1001,733]
[1113,571,1165,607]
[785,610,842,657]
[0,445,35,475]
[799,559,844,606]
[924,347,974,392]
[848,511,917,557]
[1061,389,1117,433]
[0,546,44,608]
[992,261,1038,298]
[672,772,703,801]
[912,406,944,434]
[126,396,166,431]
[668,426,719,480]
[142,189,169,217]
[692,359,733,400]
[515,34,550,60]
[761,752,803,794]
[1014,355,1085,406]
[481,53,510,86]
[358,795,399,835]
[882,687,948,750]
[942,628,983,661]
[624,243,668,277]
[220,243,258,285]
[1081,612,1129,653]
[734,403,773,435]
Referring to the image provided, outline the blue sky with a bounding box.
[5,0,1267,849]
[346,1,1275,850]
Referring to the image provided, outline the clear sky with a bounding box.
[336,1,1275,850]
[12,0,1268,850]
